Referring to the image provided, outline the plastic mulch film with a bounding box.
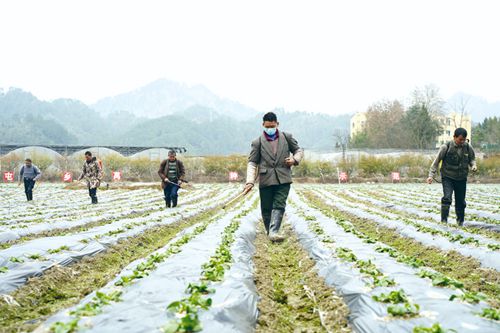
[0,186,221,244]
[199,209,260,333]
[0,188,238,294]
[34,194,259,333]
[323,188,500,248]
[317,189,500,271]
[360,187,500,221]
[339,188,500,232]
[288,191,500,333]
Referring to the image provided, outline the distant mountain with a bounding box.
[112,111,351,154]
[447,93,500,123]
[0,86,351,154]
[92,79,259,121]
[0,89,78,144]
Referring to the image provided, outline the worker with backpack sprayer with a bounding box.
[158,150,186,208]
[243,112,304,241]
[77,151,103,204]
[427,127,477,226]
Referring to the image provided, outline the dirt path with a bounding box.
[253,220,351,333]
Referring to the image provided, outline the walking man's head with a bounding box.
[453,128,468,146]
[168,150,177,162]
[85,151,93,162]
[25,158,32,167]
[262,112,279,136]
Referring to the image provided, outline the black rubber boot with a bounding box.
[262,215,271,235]
[456,209,465,226]
[165,198,171,208]
[269,209,285,242]
[441,205,450,223]
[172,197,178,208]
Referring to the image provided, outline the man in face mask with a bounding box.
[427,127,477,226]
[243,112,304,241]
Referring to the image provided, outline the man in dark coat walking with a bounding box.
[427,128,477,226]
[243,112,304,241]
[158,150,186,208]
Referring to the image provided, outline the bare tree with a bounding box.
[448,94,471,128]
[333,129,350,161]
[411,84,445,116]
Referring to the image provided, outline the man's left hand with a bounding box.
[471,165,478,172]
[285,157,295,167]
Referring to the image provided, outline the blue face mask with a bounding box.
[264,127,277,136]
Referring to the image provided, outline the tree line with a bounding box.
[350,86,500,152]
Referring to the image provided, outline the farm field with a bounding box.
[0,183,499,333]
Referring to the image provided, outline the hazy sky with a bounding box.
[1,0,499,115]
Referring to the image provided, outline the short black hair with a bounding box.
[85,151,92,156]
[25,158,32,162]
[263,112,278,122]
[168,150,176,156]
[454,128,467,138]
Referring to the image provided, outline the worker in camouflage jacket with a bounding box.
[77,151,103,204]
[244,112,304,241]
[427,128,477,226]
[158,150,186,208]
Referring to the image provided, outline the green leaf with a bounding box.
[413,323,457,333]
[372,289,408,304]
[49,319,79,333]
[479,307,500,321]
[388,302,420,317]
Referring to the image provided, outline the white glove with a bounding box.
[471,165,477,172]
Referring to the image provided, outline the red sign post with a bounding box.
[339,172,348,183]
[229,171,239,181]
[391,172,401,183]
[3,171,14,182]
[62,172,73,182]
[112,171,122,181]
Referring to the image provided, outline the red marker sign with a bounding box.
[112,171,122,181]
[391,172,401,182]
[62,172,73,182]
[3,171,14,182]
[228,171,238,181]
[339,172,348,183]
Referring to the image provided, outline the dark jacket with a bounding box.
[429,141,476,181]
[158,159,186,189]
